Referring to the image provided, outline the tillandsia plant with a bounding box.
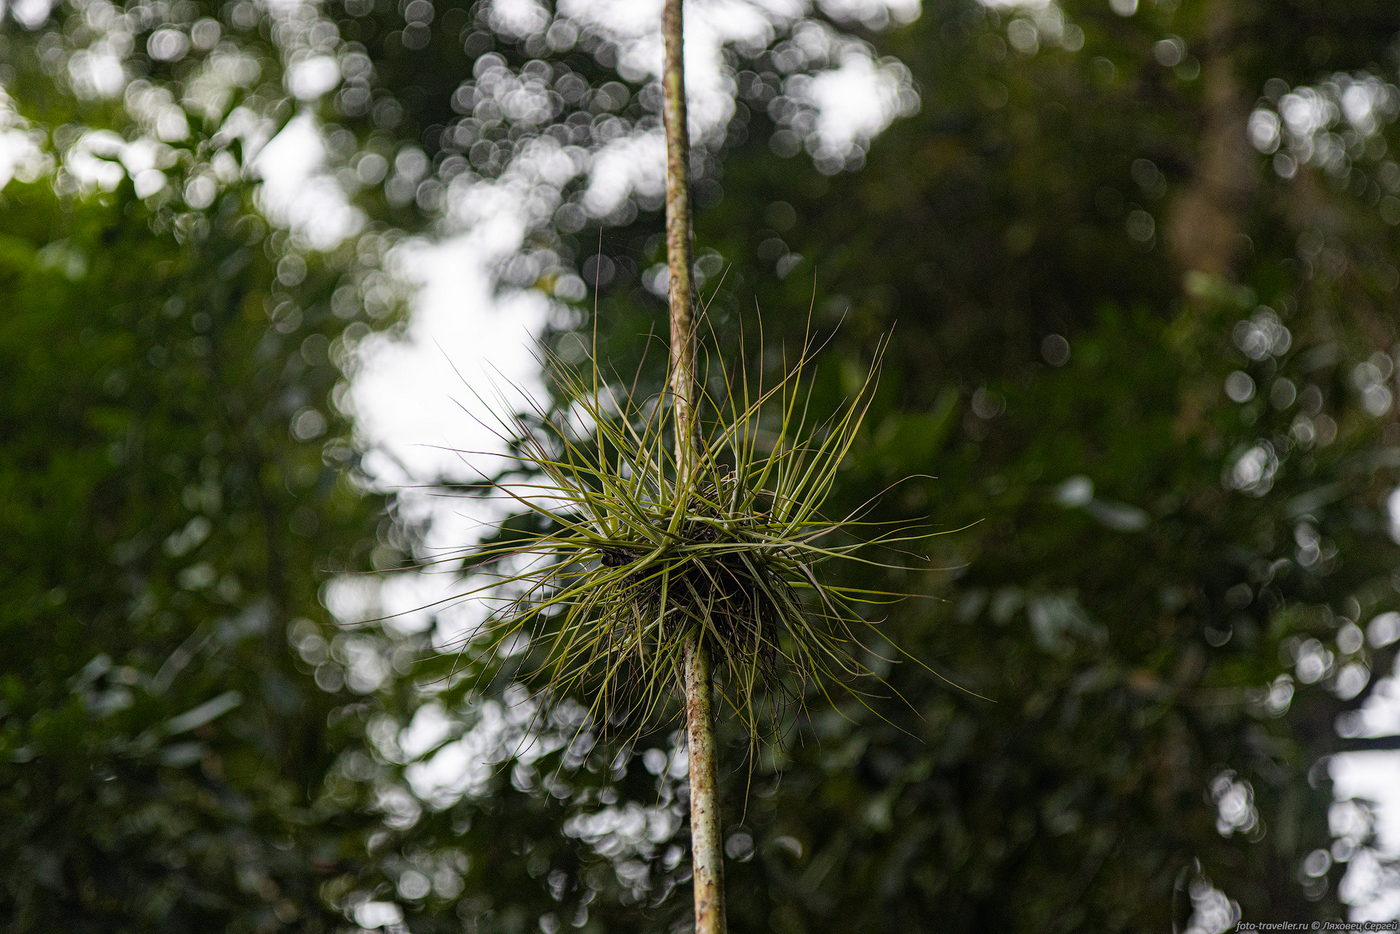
[453,327,927,748]
[440,318,955,931]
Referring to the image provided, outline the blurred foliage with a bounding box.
[7,0,1400,932]
[0,170,408,927]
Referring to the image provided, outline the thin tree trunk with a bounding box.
[661,1,727,931]
[682,636,725,932]
[663,0,697,455]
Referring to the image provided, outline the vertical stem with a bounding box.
[683,637,726,933]
[662,1,727,932]
[663,0,697,466]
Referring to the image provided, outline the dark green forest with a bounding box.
[4,0,1400,931]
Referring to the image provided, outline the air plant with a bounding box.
[432,299,961,929]
[451,327,926,751]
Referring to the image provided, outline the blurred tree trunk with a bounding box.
[1167,0,1258,280]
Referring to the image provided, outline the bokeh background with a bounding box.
[4,0,1400,931]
